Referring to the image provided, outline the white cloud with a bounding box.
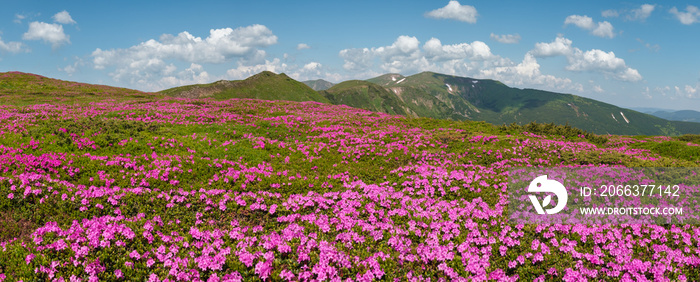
[303,62,321,70]
[297,43,311,50]
[226,58,288,80]
[670,5,700,25]
[490,33,521,44]
[91,24,277,85]
[22,22,71,48]
[529,36,642,82]
[339,35,582,92]
[480,53,582,91]
[564,15,615,38]
[602,9,619,18]
[566,49,641,82]
[423,38,493,61]
[565,15,596,29]
[339,35,423,72]
[158,63,212,89]
[628,4,655,21]
[93,25,276,68]
[590,21,615,38]
[53,11,76,25]
[425,1,478,23]
[593,85,604,93]
[0,36,26,53]
[567,49,625,71]
[530,36,573,57]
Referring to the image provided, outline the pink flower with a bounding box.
[25,254,35,265]
[6,193,13,199]
[129,250,140,260]
[114,269,123,279]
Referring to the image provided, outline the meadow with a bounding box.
[1,82,700,281]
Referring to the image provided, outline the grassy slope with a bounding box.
[0,71,158,105]
[320,80,410,116]
[161,71,330,103]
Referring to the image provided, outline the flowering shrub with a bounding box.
[0,97,699,281]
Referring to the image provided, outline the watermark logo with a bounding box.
[527,175,568,214]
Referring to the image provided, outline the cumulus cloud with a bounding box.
[628,4,655,21]
[530,36,573,57]
[0,36,26,53]
[670,5,700,25]
[53,11,76,24]
[22,22,71,48]
[303,62,321,71]
[93,25,276,68]
[90,24,277,85]
[480,53,581,91]
[339,35,582,92]
[297,43,311,50]
[490,33,521,44]
[157,63,213,89]
[339,35,423,73]
[425,1,478,23]
[564,15,615,38]
[423,38,493,61]
[530,36,642,82]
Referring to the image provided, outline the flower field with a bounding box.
[1,96,700,281]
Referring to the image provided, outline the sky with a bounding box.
[1,1,699,110]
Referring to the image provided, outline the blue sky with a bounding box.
[1,1,699,110]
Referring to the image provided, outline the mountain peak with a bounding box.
[161,71,329,103]
[303,79,335,91]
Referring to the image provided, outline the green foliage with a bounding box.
[629,141,700,162]
[678,134,700,144]
[499,122,609,145]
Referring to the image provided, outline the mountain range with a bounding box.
[160,71,700,136]
[629,107,700,123]
[302,79,335,91]
[2,70,699,136]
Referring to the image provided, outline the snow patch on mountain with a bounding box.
[620,112,629,123]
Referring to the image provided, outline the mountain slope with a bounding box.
[161,71,329,103]
[319,80,410,116]
[648,110,700,123]
[366,71,700,135]
[303,79,335,91]
[0,71,155,105]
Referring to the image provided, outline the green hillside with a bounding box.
[319,80,410,116]
[160,71,329,103]
[365,71,700,135]
[0,71,157,105]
